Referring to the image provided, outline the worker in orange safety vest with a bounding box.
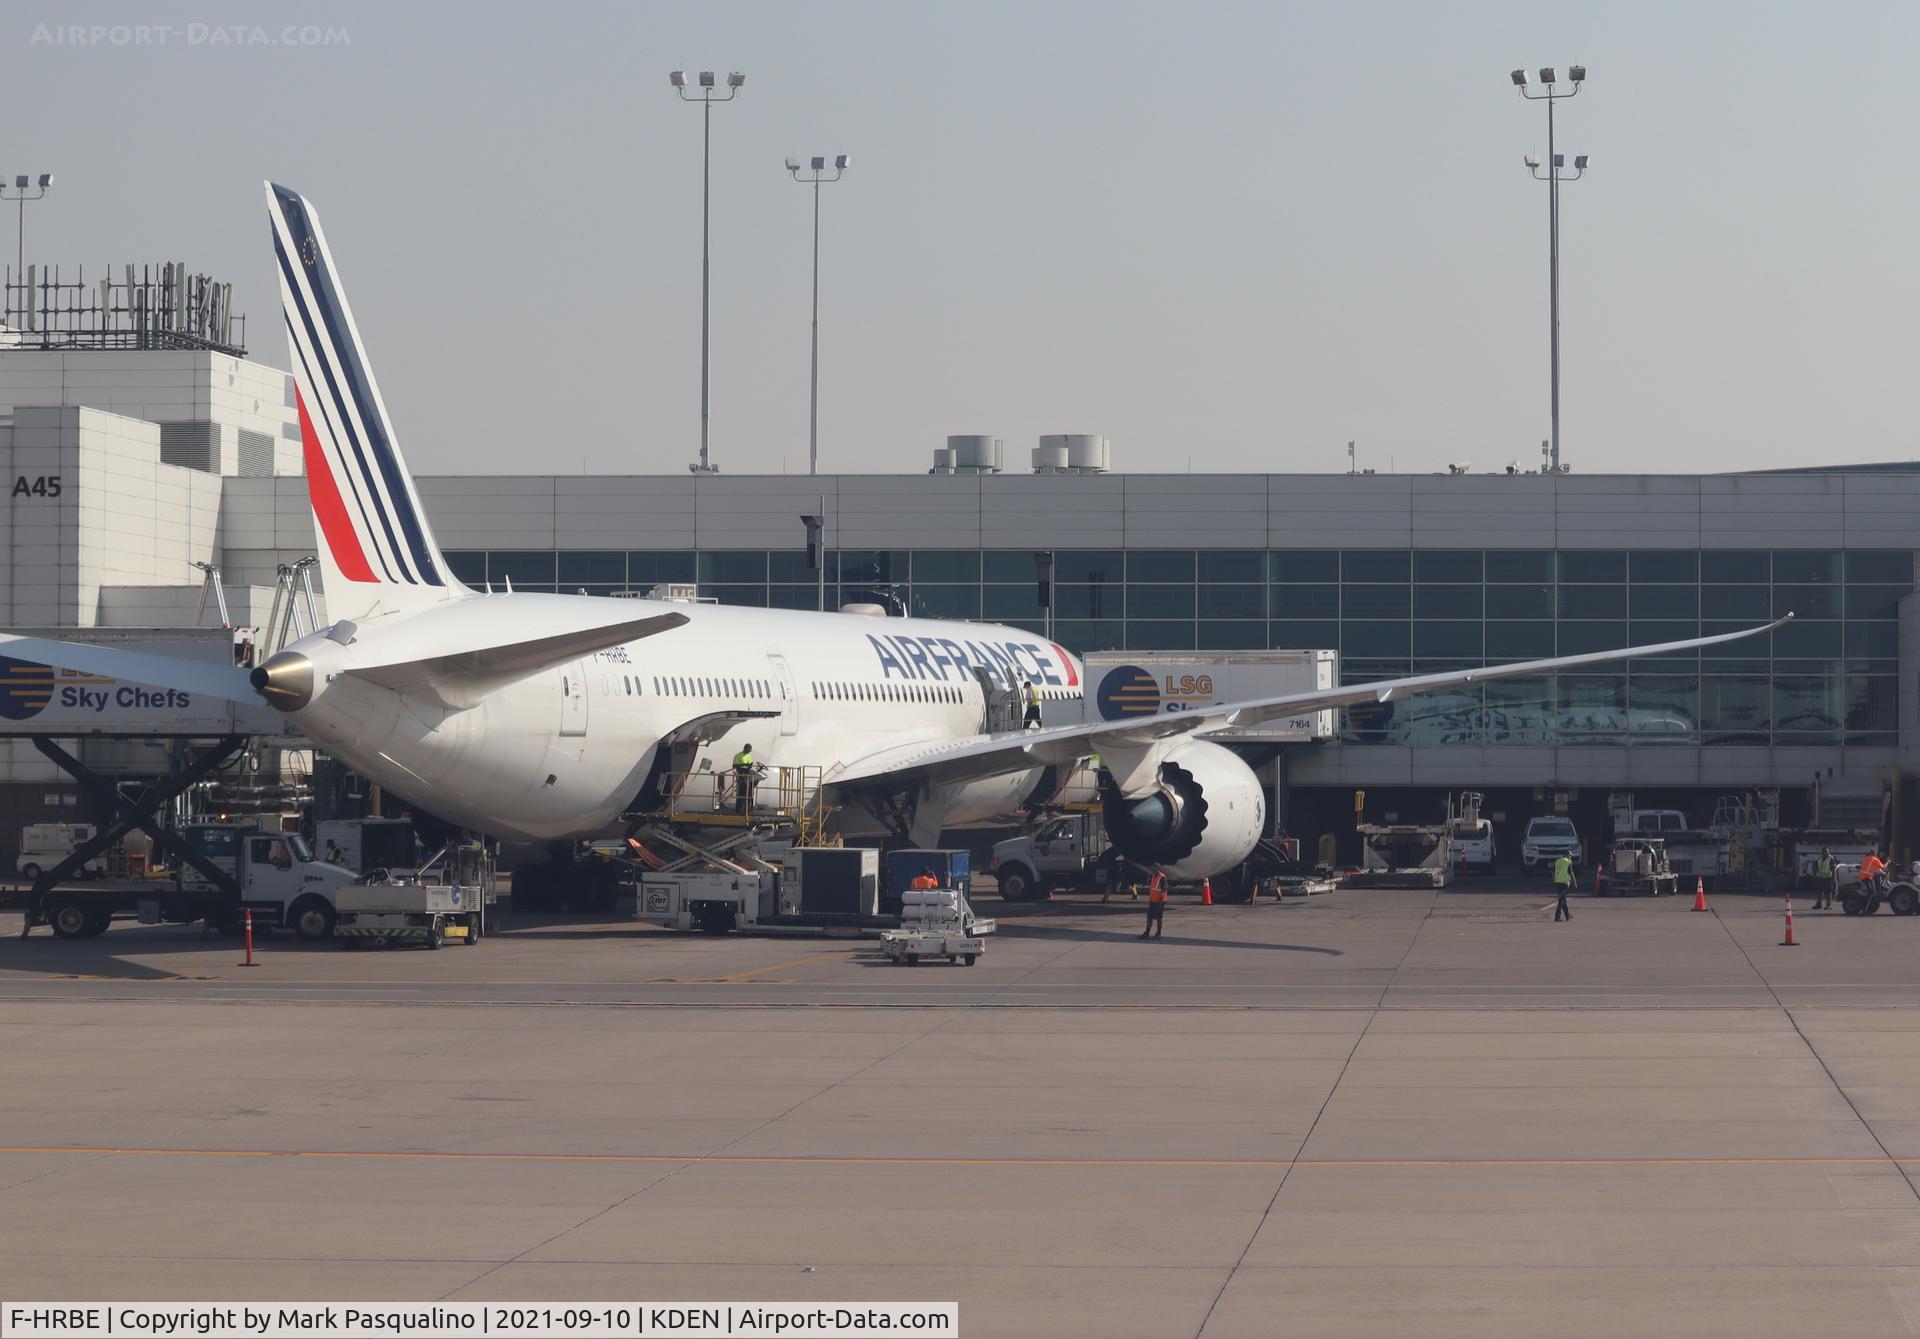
[1139,869,1168,940]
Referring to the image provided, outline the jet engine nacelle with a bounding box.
[1100,739,1265,880]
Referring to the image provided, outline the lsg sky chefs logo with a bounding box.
[30,22,350,48]
[1095,664,1219,720]
[0,656,53,722]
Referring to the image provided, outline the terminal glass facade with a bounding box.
[440,547,1911,749]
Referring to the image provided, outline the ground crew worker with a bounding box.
[1552,852,1575,923]
[732,742,757,815]
[909,866,939,892]
[1023,678,1042,730]
[1859,850,1888,899]
[1139,869,1168,940]
[1814,847,1837,910]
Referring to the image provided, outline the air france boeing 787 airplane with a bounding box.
[0,185,1788,892]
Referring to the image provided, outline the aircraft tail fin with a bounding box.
[266,182,464,623]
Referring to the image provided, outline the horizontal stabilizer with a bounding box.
[0,635,258,705]
[344,611,690,708]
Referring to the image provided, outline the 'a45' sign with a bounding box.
[11,474,61,498]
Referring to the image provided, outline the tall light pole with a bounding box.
[0,173,53,326]
[785,153,849,477]
[670,70,744,475]
[1511,65,1586,472]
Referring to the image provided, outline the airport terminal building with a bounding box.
[2,336,1917,852]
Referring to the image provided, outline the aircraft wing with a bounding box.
[827,615,1792,795]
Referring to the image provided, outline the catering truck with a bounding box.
[5,824,356,940]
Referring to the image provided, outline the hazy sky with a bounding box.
[11,0,1920,476]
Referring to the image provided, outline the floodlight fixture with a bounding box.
[12,176,24,189]
[788,152,852,475]
[670,68,747,473]
[1510,61,1591,474]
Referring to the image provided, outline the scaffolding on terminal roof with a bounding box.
[1,261,246,354]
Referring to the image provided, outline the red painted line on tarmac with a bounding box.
[0,1146,1902,1169]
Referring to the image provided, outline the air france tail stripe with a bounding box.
[303,217,442,588]
[268,189,421,583]
[279,283,401,583]
[284,312,396,582]
[273,230,415,582]
[294,383,378,582]
[272,191,441,586]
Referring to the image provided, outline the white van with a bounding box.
[17,823,104,881]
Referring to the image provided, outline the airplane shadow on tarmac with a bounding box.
[995,919,1343,955]
[0,922,354,979]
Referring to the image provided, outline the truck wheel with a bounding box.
[905,952,920,966]
[963,954,977,966]
[998,866,1035,903]
[49,899,94,939]
[83,907,113,937]
[19,862,42,882]
[290,897,337,941]
[1893,887,1919,917]
[1842,892,1867,916]
[466,914,483,943]
[425,921,444,950]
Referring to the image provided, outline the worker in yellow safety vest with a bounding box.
[732,743,757,815]
[1552,853,1575,923]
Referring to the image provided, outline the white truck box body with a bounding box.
[335,884,476,915]
[1078,650,1338,741]
[0,628,285,736]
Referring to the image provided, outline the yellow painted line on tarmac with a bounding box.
[629,950,858,985]
[0,1146,1904,1170]
[716,949,859,983]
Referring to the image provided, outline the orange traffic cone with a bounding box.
[1780,892,1798,947]
[1693,877,1709,912]
[1200,877,1214,906]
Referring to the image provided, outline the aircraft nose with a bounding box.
[251,650,314,711]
